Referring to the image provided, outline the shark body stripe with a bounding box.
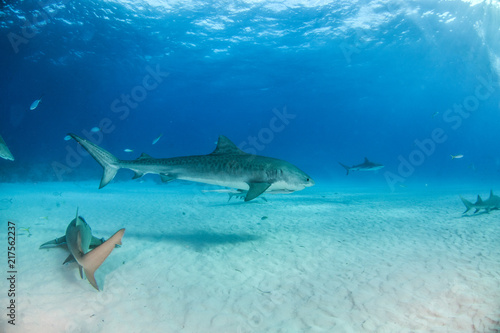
[69,134,314,201]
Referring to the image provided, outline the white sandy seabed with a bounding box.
[1,181,500,333]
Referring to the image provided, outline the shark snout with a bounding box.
[305,177,315,187]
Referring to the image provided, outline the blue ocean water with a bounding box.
[2,2,500,331]
[0,1,499,188]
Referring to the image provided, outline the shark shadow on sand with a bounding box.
[129,230,261,252]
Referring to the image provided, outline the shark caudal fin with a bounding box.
[68,134,120,189]
[338,162,350,176]
[460,196,474,214]
[81,228,125,291]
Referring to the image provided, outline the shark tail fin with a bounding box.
[69,134,121,189]
[81,228,125,291]
[460,196,474,214]
[338,162,350,176]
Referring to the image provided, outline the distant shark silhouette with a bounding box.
[339,158,384,175]
[0,135,14,161]
[69,134,314,201]
[460,190,500,214]
[40,209,125,291]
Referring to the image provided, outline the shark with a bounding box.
[39,209,125,290]
[460,190,500,214]
[69,133,314,201]
[339,157,384,175]
[0,135,14,161]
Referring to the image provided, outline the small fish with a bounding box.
[451,154,464,159]
[30,94,44,110]
[90,127,100,133]
[124,149,134,153]
[431,111,439,118]
[64,135,72,141]
[19,227,32,237]
[152,133,163,145]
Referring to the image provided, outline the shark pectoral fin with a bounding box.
[90,236,105,248]
[62,254,76,265]
[79,266,84,279]
[160,174,176,183]
[39,236,66,249]
[81,228,125,291]
[90,236,120,249]
[245,183,271,202]
[474,209,480,214]
[132,171,144,179]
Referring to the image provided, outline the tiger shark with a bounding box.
[40,209,125,291]
[69,133,314,201]
[0,135,14,161]
[339,157,384,175]
[460,190,500,214]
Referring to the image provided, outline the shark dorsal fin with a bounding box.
[137,153,152,160]
[364,157,370,163]
[476,195,483,204]
[490,189,494,198]
[75,208,84,229]
[211,136,247,155]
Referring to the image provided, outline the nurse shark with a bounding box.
[69,134,314,201]
[40,209,125,290]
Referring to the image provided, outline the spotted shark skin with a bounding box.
[69,134,314,201]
